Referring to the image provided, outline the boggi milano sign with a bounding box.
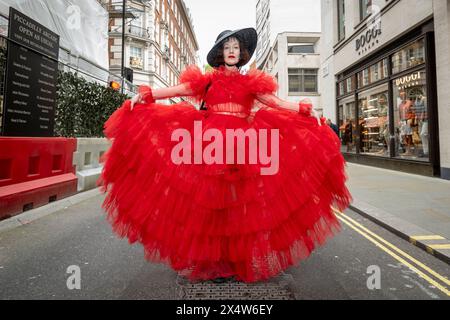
[395,71,422,90]
[355,22,382,54]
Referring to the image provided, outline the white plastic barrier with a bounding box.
[73,138,111,192]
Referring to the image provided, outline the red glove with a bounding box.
[138,85,155,104]
[298,101,313,116]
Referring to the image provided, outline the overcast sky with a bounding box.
[183,0,321,67]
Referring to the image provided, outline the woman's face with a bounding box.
[223,37,240,66]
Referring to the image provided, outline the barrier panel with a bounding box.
[73,138,111,191]
[0,137,77,219]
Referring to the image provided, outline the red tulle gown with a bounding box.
[97,65,352,283]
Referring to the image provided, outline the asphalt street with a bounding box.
[0,193,449,300]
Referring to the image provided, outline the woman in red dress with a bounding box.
[98,28,352,283]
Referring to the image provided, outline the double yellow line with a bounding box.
[332,208,450,297]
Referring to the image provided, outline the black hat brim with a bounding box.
[207,28,257,68]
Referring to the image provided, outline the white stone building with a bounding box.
[321,0,450,179]
[260,32,322,111]
[255,0,321,70]
[101,0,199,103]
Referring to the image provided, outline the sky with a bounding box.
[183,0,321,68]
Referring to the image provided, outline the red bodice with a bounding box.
[180,65,278,118]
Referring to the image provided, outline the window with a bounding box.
[357,59,388,88]
[369,59,388,83]
[346,77,355,93]
[391,38,426,74]
[338,76,355,96]
[288,69,318,93]
[288,44,315,54]
[337,0,345,41]
[360,0,372,21]
[130,46,142,59]
[393,70,429,161]
[155,20,160,44]
[358,84,390,157]
[155,54,161,74]
[130,46,143,69]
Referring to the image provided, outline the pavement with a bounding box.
[346,163,450,264]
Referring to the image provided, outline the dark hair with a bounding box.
[213,36,250,68]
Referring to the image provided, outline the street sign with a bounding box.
[1,7,60,137]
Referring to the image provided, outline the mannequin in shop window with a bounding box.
[398,91,415,156]
[413,94,429,157]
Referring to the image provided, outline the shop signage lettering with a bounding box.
[355,23,382,52]
[395,71,421,89]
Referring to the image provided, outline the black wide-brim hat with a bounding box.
[207,28,257,68]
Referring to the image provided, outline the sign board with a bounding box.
[1,7,60,137]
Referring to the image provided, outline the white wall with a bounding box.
[334,0,433,74]
[320,0,337,122]
[433,0,450,176]
[267,32,322,111]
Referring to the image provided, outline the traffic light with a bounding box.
[124,67,133,83]
[109,80,121,91]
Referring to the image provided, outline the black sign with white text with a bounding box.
[1,7,59,137]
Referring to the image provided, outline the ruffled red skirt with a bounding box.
[97,100,352,283]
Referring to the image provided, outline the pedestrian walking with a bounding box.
[326,118,340,137]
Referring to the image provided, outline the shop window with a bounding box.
[357,68,369,88]
[338,81,345,97]
[338,98,357,154]
[358,83,390,157]
[393,70,429,161]
[391,39,425,74]
[338,76,355,97]
[346,76,355,93]
[370,59,388,83]
[357,59,388,88]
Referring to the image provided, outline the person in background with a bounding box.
[326,118,339,137]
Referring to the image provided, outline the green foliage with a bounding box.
[55,71,128,137]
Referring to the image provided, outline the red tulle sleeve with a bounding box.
[179,65,211,101]
[247,69,278,96]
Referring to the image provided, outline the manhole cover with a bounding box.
[176,274,295,300]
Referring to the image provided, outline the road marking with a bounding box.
[333,208,450,287]
[411,235,446,241]
[428,244,450,250]
[333,209,450,297]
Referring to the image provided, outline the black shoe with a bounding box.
[212,277,232,284]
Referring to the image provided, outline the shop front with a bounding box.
[335,20,439,176]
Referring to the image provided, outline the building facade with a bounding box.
[261,32,322,111]
[321,0,450,179]
[102,0,199,103]
[255,0,321,70]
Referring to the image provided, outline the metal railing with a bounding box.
[128,25,150,39]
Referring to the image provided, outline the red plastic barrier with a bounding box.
[0,137,78,220]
